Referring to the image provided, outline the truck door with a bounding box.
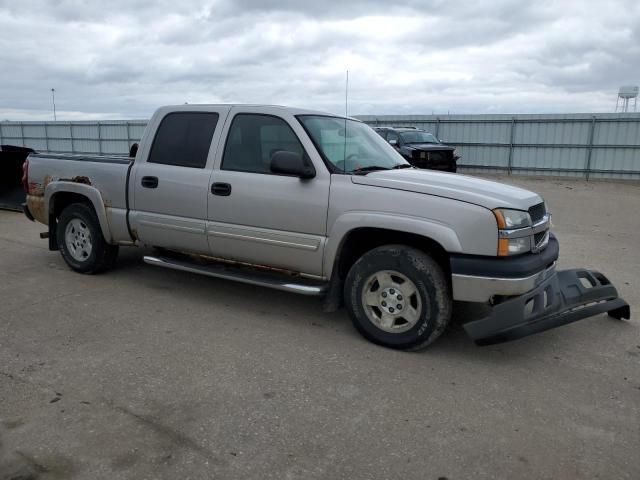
[206,108,330,277]
[130,108,229,254]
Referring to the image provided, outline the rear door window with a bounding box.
[148,112,219,168]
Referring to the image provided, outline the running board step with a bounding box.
[143,255,327,296]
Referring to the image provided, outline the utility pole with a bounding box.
[51,88,57,121]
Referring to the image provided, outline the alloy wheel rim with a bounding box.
[65,218,92,262]
[361,270,424,333]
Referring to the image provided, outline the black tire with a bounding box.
[57,203,119,274]
[344,245,451,351]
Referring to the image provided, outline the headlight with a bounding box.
[493,209,531,230]
[453,148,460,158]
[498,237,530,256]
[420,151,426,159]
[493,209,532,256]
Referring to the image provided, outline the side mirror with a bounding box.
[389,139,398,146]
[270,151,316,179]
[129,142,139,158]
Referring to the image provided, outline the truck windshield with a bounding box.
[400,131,439,144]
[297,115,409,173]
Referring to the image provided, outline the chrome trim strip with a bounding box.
[452,262,557,303]
[531,230,550,253]
[533,213,551,227]
[498,214,551,239]
[207,229,319,251]
[532,214,551,234]
[144,255,327,296]
[498,226,530,239]
[138,219,206,234]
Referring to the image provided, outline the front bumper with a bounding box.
[463,268,630,345]
[451,234,559,302]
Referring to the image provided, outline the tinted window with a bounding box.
[148,112,219,168]
[399,131,439,144]
[387,131,399,143]
[298,116,407,172]
[222,114,304,174]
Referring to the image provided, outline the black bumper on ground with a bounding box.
[464,268,630,346]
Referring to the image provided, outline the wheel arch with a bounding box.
[324,213,461,280]
[329,227,452,284]
[45,182,113,246]
[321,216,459,313]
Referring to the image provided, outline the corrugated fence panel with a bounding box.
[102,140,129,154]
[100,124,129,140]
[47,124,72,138]
[72,139,101,153]
[594,120,640,146]
[2,115,639,179]
[590,148,640,173]
[22,124,46,138]
[458,145,510,168]
[358,113,640,179]
[72,124,100,140]
[23,139,47,150]
[129,123,146,141]
[514,120,590,145]
[512,147,586,172]
[0,123,23,139]
[409,121,439,132]
[441,120,511,144]
[48,139,73,152]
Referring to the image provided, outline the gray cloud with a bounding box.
[0,0,638,120]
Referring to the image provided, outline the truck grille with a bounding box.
[534,231,546,245]
[411,150,454,171]
[528,202,546,223]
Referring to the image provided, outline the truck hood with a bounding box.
[351,169,542,210]
[405,143,455,152]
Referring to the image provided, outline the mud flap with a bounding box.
[464,269,630,346]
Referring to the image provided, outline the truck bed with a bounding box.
[25,152,132,242]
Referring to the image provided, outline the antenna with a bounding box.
[345,70,349,117]
[343,70,349,173]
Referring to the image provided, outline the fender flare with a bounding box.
[45,182,113,244]
[323,211,462,278]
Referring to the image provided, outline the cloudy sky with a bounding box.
[1,0,639,120]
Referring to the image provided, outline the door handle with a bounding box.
[211,182,232,196]
[141,176,158,189]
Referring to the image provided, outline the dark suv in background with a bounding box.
[373,127,459,172]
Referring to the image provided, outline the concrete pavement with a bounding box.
[0,176,638,479]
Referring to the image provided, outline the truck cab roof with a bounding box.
[156,104,358,121]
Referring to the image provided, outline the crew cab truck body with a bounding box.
[22,105,630,349]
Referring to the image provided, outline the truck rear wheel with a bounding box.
[344,245,451,350]
[57,203,118,274]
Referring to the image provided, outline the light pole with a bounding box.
[51,88,57,121]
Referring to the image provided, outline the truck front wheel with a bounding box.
[57,203,118,274]
[344,245,451,350]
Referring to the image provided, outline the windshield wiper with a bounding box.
[350,166,390,175]
[392,164,413,169]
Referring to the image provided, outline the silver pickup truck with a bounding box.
[21,104,630,349]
